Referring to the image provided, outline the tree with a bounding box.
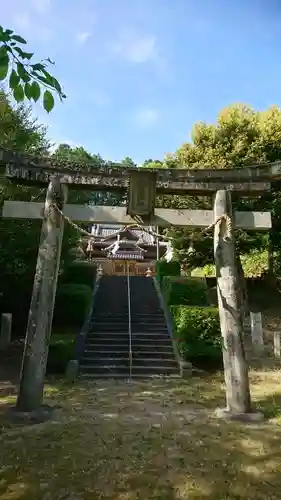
[0,91,49,153]
[121,156,136,168]
[0,92,53,332]
[0,25,65,111]
[51,144,124,206]
[163,104,281,275]
[142,159,163,168]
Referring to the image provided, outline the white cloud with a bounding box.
[76,31,91,44]
[13,13,30,31]
[134,107,160,128]
[13,12,53,42]
[30,0,51,15]
[111,30,159,64]
[90,90,111,107]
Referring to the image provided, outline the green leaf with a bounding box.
[0,31,11,42]
[0,45,8,58]
[16,63,30,82]
[30,81,41,102]
[18,51,34,60]
[42,70,62,92]
[24,82,33,100]
[31,63,45,71]
[9,69,20,89]
[13,84,25,102]
[43,90,54,112]
[14,46,25,58]
[32,72,49,85]
[0,47,9,81]
[11,34,27,44]
[17,62,26,79]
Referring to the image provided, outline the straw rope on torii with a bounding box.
[51,201,233,261]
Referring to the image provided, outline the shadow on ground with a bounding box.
[0,372,281,499]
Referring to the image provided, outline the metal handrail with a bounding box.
[126,262,132,380]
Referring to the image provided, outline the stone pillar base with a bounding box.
[214,407,264,423]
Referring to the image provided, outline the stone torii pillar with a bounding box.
[213,190,263,422]
[16,178,67,416]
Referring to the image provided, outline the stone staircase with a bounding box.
[79,275,180,379]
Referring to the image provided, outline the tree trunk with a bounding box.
[214,190,252,414]
[16,178,67,412]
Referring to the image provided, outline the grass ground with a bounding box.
[1,371,281,500]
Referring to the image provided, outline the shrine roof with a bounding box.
[91,224,159,245]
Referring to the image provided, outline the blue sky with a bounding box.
[2,0,281,163]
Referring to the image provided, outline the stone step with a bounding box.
[81,356,178,369]
[91,318,166,325]
[89,322,167,333]
[79,373,181,380]
[83,350,129,357]
[83,345,173,356]
[133,358,178,368]
[90,323,130,330]
[92,313,164,319]
[90,324,167,332]
[83,343,174,353]
[80,357,129,367]
[86,333,171,342]
[132,350,175,358]
[93,308,128,314]
[79,373,128,380]
[131,365,180,375]
[80,365,180,377]
[80,364,129,375]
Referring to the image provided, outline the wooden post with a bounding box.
[274,331,281,358]
[214,190,253,416]
[16,178,67,413]
[0,313,12,350]
[250,312,264,347]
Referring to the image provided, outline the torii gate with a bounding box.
[0,149,275,421]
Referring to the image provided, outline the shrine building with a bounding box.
[84,224,166,276]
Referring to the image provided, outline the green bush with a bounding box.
[191,249,269,278]
[47,334,75,374]
[156,260,180,285]
[162,276,209,306]
[60,261,96,287]
[53,283,93,328]
[171,306,222,364]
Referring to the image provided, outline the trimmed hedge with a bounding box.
[47,334,75,374]
[162,276,209,306]
[156,260,180,285]
[60,261,96,288]
[171,306,222,366]
[53,283,93,328]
